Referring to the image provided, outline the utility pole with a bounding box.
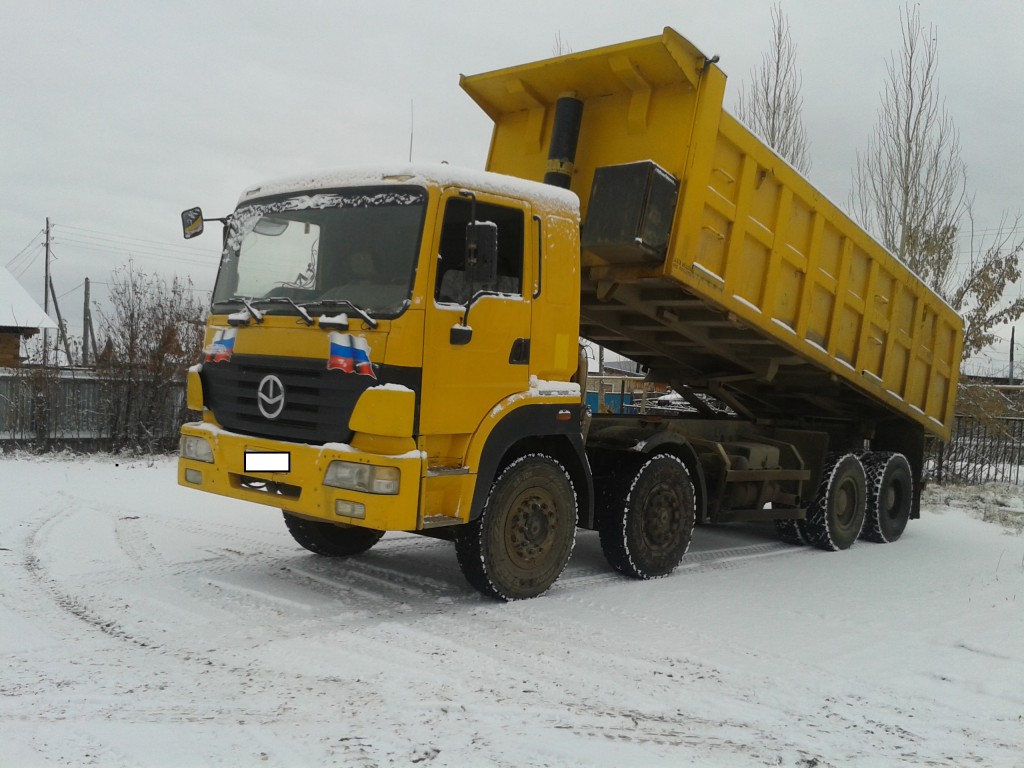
[1011,327,1016,385]
[43,217,51,366]
[82,278,91,366]
[48,276,73,365]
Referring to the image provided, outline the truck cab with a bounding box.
[179,166,592,595]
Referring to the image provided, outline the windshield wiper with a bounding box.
[222,297,264,326]
[218,295,374,329]
[253,296,314,326]
[313,299,378,329]
[223,296,314,326]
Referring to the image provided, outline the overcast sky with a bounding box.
[3,0,1023,372]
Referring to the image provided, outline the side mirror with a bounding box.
[450,323,473,346]
[466,220,498,285]
[181,207,204,240]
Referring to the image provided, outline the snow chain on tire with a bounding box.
[802,453,867,552]
[454,453,577,601]
[598,453,696,579]
[859,451,913,543]
[773,518,807,546]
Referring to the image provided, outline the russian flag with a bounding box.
[203,330,221,362]
[204,328,236,363]
[328,332,376,378]
[328,332,355,373]
[213,329,236,363]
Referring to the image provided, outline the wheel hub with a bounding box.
[506,489,556,567]
[642,484,680,549]
[835,480,856,527]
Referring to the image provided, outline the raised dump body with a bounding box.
[461,27,963,440]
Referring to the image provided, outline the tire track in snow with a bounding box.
[554,538,812,591]
[22,511,159,651]
[22,485,807,664]
[112,511,167,571]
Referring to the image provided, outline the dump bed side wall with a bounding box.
[462,28,963,440]
[676,111,962,438]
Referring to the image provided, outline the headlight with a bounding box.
[324,460,400,495]
[180,435,214,463]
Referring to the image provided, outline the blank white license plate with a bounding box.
[244,451,291,473]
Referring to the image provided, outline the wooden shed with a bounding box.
[0,267,56,367]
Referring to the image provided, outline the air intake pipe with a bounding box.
[543,94,584,189]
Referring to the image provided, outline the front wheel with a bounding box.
[454,453,577,600]
[598,454,696,579]
[283,512,384,556]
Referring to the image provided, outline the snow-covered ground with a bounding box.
[1,454,1022,767]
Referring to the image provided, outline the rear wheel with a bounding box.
[860,452,913,543]
[454,453,577,601]
[599,454,696,579]
[283,512,384,556]
[802,454,866,551]
[773,517,807,546]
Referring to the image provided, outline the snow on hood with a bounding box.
[236,163,580,215]
[0,266,55,330]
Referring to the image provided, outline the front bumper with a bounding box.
[177,423,423,531]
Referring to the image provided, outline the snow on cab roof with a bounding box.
[237,163,580,215]
[0,266,55,330]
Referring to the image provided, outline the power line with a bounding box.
[53,237,218,268]
[87,280,214,296]
[56,280,85,300]
[5,230,44,270]
[54,229,218,258]
[57,224,219,257]
[12,249,43,280]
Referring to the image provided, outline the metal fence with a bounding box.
[0,367,187,451]
[928,415,1024,485]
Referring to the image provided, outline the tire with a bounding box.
[773,517,807,546]
[283,512,384,556]
[598,454,696,579]
[454,453,577,600]
[860,452,913,543]
[802,453,867,551]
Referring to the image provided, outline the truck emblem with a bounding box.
[257,375,285,419]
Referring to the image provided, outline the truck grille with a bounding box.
[201,355,369,444]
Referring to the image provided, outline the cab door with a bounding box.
[420,190,533,441]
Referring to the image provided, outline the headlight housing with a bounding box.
[180,435,214,463]
[324,460,400,495]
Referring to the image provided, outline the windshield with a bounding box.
[211,185,426,319]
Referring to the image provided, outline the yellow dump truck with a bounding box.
[178,28,963,599]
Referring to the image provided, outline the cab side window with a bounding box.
[436,198,524,304]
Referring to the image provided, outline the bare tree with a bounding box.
[850,5,1024,362]
[849,6,966,278]
[552,31,572,57]
[735,3,811,174]
[97,262,207,451]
